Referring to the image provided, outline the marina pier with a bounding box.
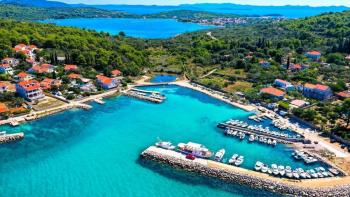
[0,132,24,144]
[141,146,350,197]
[123,88,166,103]
[217,121,305,144]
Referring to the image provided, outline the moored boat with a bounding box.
[155,139,176,150]
[177,142,212,158]
[229,154,238,165]
[214,149,226,162]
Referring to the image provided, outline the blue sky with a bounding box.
[55,0,350,6]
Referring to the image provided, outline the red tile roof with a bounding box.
[260,87,285,97]
[0,103,9,113]
[64,64,78,71]
[17,79,41,91]
[68,73,81,79]
[0,64,10,68]
[96,75,113,84]
[111,69,121,76]
[336,91,350,98]
[17,72,28,78]
[307,51,321,56]
[304,83,329,91]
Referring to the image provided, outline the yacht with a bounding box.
[254,161,263,171]
[214,149,226,162]
[271,164,279,176]
[248,134,255,142]
[155,140,176,150]
[261,164,269,173]
[234,156,244,166]
[278,165,285,176]
[229,154,239,165]
[177,142,213,158]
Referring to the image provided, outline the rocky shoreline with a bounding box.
[141,147,350,197]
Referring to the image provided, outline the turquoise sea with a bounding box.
[0,85,320,196]
[40,18,216,39]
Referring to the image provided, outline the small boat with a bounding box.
[272,140,277,146]
[278,165,285,176]
[248,134,255,142]
[271,164,279,176]
[329,168,339,175]
[261,164,269,173]
[239,133,245,140]
[177,142,212,158]
[156,140,176,150]
[255,161,263,171]
[293,171,300,179]
[214,149,226,162]
[235,156,244,166]
[229,154,238,165]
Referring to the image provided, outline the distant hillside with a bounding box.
[145,10,238,19]
[0,0,69,7]
[0,4,137,20]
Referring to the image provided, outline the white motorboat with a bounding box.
[234,156,244,166]
[155,140,176,150]
[229,154,238,165]
[214,149,226,162]
[177,142,213,158]
[254,161,263,171]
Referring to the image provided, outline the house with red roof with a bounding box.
[2,58,19,66]
[28,64,54,74]
[0,103,9,114]
[305,51,321,60]
[0,64,14,75]
[64,64,78,72]
[13,72,34,82]
[67,73,81,79]
[274,79,295,91]
[260,87,285,100]
[16,79,44,101]
[0,82,9,93]
[96,75,118,90]
[302,83,333,100]
[111,69,121,77]
[40,78,62,90]
[336,90,350,100]
[14,44,38,60]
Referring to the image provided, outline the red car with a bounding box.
[186,154,196,160]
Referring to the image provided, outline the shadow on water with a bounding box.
[137,158,282,197]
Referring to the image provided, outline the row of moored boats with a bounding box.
[226,128,277,146]
[254,161,340,179]
[292,150,318,164]
[155,140,244,166]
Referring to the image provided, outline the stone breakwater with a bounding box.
[140,146,350,197]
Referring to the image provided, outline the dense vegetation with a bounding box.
[0,4,137,20]
[0,19,150,76]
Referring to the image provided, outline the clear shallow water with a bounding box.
[0,85,319,196]
[151,75,177,83]
[40,18,216,39]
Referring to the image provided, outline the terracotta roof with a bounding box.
[290,100,307,107]
[17,79,41,91]
[64,64,78,71]
[336,91,350,98]
[0,64,10,68]
[304,83,329,91]
[96,75,113,84]
[111,69,121,76]
[0,82,7,88]
[307,51,321,56]
[260,87,285,97]
[68,73,81,79]
[0,103,9,113]
[17,72,28,78]
[290,64,302,69]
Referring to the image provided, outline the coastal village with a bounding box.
[1,42,350,197]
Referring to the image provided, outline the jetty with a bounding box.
[217,121,305,144]
[123,88,166,103]
[141,146,350,197]
[0,132,24,144]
